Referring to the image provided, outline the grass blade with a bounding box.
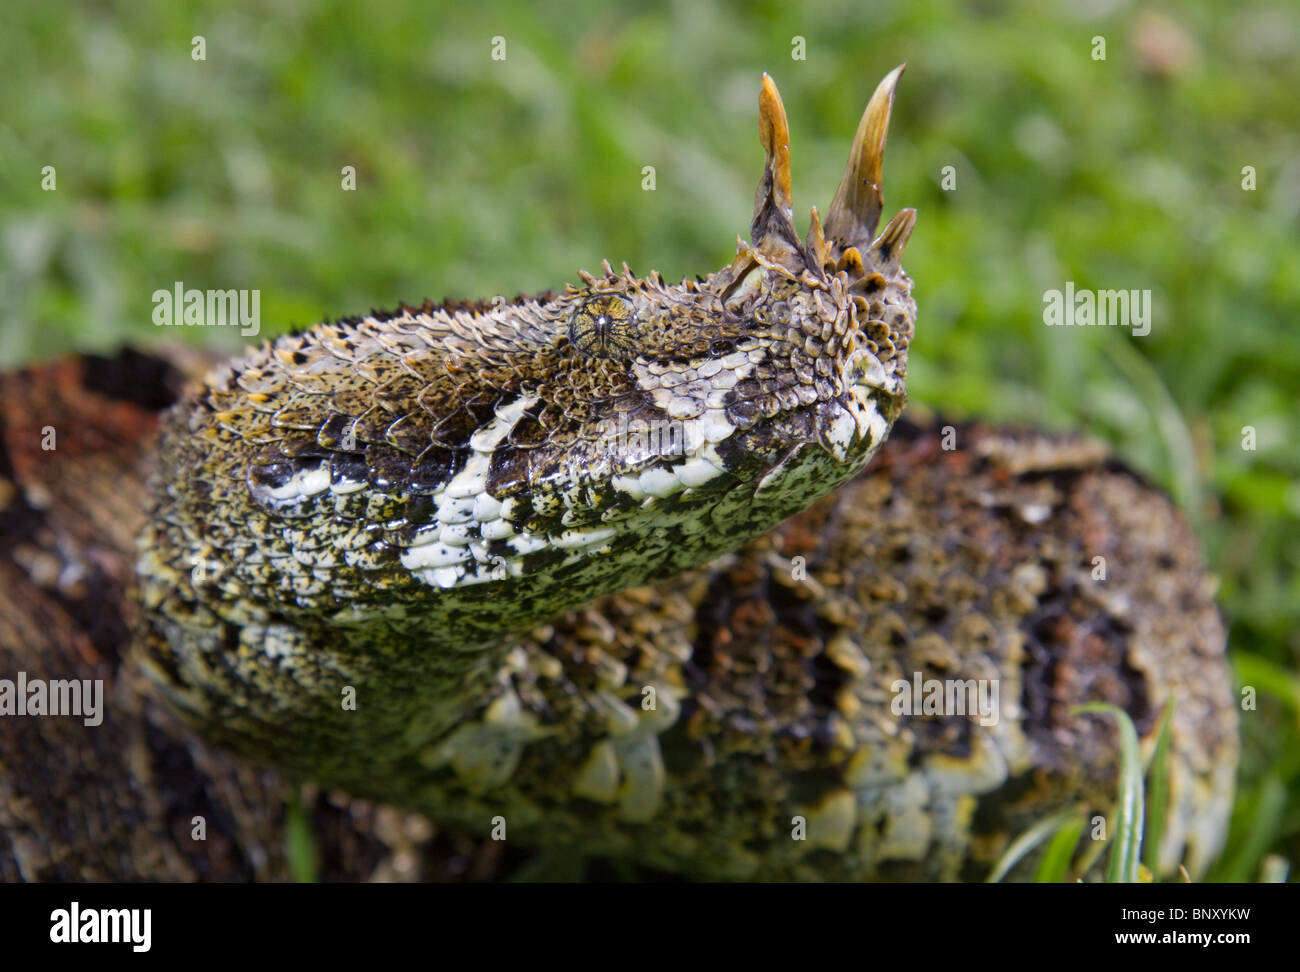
[1215,777,1288,883]
[1073,703,1144,883]
[1035,814,1087,882]
[1232,652,1300,723]
[1143,698,1176,876]
[986,806,1083,883]
[286,790,319,884]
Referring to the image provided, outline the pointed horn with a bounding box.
[824,64,905,253]
[751,73,804,265]
[870,208,917,267]
[806,205,829,270]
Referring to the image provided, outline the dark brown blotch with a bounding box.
[408,445,463,494]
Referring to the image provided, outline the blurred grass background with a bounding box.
[1,0,1296,881]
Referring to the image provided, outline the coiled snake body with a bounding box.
[0,69,1236,881]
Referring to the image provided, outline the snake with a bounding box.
[0,67,1237,881]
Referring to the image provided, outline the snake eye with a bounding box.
[570,294,637,359]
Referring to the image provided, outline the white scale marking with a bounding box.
[264,464,331,502]
[402,396,537,579]
[823,400,858,461]
[329,475,367,496]
[400,395,616,588]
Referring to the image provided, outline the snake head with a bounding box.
[557,68,916,497]
[712,65,916,470]
[473,68,919,593]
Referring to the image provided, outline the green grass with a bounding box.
[1076,703,1147,883]
[285,789,320,884]
[2,0,1296,880]
[989,702,1196,883]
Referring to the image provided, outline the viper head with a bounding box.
[201,67,916,508]
[543,66,916,490]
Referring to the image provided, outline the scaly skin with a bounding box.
[0,70,1236,881]
[0,354,1236,880]
[134,73,918,817]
